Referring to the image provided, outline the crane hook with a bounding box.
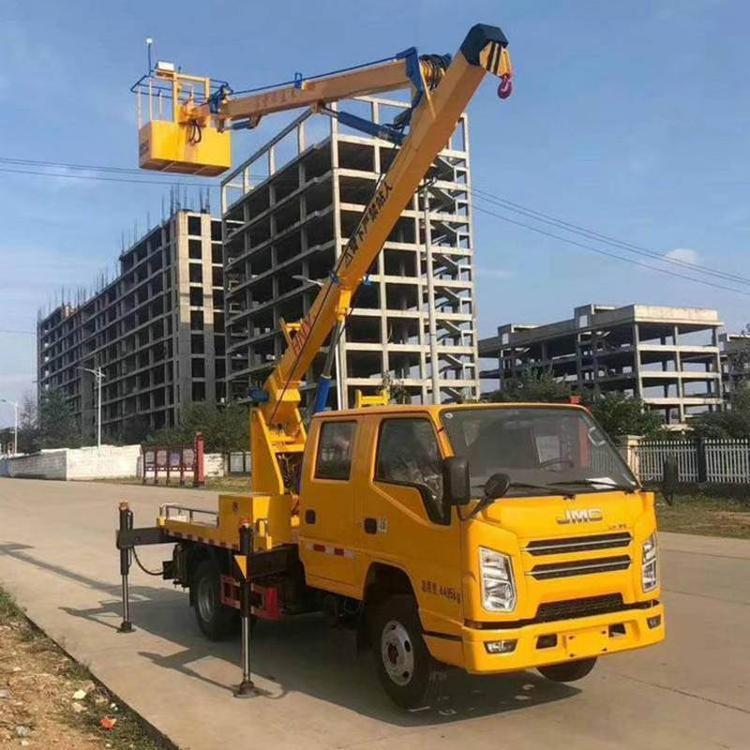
[498,73,513,100]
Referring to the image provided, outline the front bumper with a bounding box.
[460,602,664,674]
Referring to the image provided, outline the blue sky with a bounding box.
[1,0,748,425]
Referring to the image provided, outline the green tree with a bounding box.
[1,392,40,454]
[202,401,249,454]
[585,392,664,439]
[38,390,81,449]
[119,415,152,445]
[14,392,41,453]
[150,401,250,453]
[484,370,573,403]
[691,382,750,438]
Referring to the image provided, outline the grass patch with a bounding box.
[656,493,750,539]
[0,588,18,625]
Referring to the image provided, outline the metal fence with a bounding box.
[629,438,750,484]
[704,438,750,483]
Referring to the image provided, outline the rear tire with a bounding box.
[192,558,240,640]
[538,657,597,682]
[371,594,440,709]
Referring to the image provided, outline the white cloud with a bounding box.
[664,248,700,265]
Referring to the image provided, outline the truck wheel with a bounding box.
[192,558,240,640]
[538,657,597,682]
[371,595,440,709]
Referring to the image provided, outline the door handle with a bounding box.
[305,509,316,524]
[364,517,377,535]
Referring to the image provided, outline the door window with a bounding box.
[315,421,356,480]
[375,419,448,524]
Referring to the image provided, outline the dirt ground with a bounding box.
[0,588,167,750]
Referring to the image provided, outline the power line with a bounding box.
[0,156,275,185]
[0,329,36,336]
[470,187,750,287]
[3,153,748,297]
[0,157,154,176]
[471,202,750,298]
[0,166,200,188]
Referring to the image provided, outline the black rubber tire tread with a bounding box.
[538,657,597,682]
[192,558,240,641]
[371,594,440,710]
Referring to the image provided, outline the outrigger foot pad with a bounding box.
[234,679,258,698]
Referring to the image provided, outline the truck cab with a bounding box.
[299,403,664,707]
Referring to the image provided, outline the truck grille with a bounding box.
[536,594,625,622]
[530,555,631,580]
[526,532,631,556]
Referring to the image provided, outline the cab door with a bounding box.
[299,418,359,594]
[359,415,463,624]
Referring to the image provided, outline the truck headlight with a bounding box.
[479,547,516,612]
[642,533,658,592]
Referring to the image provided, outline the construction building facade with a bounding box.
[479,304,724,425]
[221,97,480,408]
[37,210,224,443]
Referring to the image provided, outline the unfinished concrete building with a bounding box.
[221,97,480,407]
[479,304,724,424]
[37,210,224,442]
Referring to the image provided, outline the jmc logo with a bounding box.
[556,508,604,525]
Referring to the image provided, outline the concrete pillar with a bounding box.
[632,323,643,398]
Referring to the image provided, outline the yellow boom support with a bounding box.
[252,25,511,494]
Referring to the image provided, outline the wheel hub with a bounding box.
[381,620,414,686]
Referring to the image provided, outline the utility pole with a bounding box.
[0,398,18,455]
[80,366,106,448]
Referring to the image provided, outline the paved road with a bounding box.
[0,478,748,749]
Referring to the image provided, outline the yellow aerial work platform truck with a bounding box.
[118,23,664,708]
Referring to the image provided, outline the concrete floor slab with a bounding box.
[0,478,748,749]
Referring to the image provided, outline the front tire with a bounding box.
[538,657,597,682]
[192,558,240,640]
[371,595,440,709]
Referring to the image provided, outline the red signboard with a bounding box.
[142,434,205,487]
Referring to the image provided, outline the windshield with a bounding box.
[441,406,637,497]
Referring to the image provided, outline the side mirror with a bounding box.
[443,456,471,506]
[484,472,511,500]
[662,457,678,506]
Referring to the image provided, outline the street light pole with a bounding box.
[79,367,106,448]
[0,398,18,455]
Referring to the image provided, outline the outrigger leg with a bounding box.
[115,502,169,633]
[118,502,134,633]
[234,521,258,698]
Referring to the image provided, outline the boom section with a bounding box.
[261,25,511,431]
[191,57,432,129]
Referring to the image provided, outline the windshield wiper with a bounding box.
[468,481,575,518]
[554,478,638,492]
[506,481,576,498]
